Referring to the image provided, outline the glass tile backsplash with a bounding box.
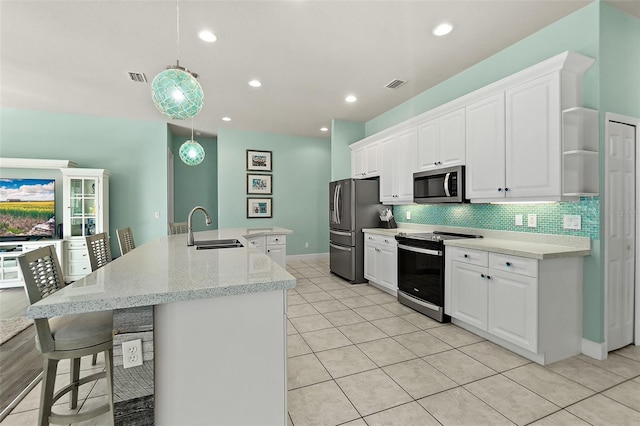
[393,197,599,240]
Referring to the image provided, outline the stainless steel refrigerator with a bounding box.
[329,178,382,283]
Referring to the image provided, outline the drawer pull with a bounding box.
[464,254,468,258]
[505,262,512,267]
[486,275,491,280]
[480,273,485,278]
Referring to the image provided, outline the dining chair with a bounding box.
[168,221,188,235]
[116,227,135,256]
[86,232,112,271]
[18,245,114,426]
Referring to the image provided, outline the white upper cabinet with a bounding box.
[505,73,561,199]
[465,93,506,199]
[417,108,465,171]
[380,128,417,204]
[351,141,380,179]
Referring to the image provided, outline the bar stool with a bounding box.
[18,245,114,426]
[116,227,135,255]
[168,221,188,235]
[86,232,112,271]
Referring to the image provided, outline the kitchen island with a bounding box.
[26,227,296,426]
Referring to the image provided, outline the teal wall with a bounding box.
[365,2,600,136]
[170,133,218,232]
[217,128,330,255]
[0,108,169,255]
[331,119,364,181]
[394,197,600,239]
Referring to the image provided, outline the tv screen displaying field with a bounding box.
[0,178,56,238]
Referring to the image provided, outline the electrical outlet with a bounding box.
[304,242,309,248]
[406,210,411,220]
[515,214,523,226]
[563,214,581,230]
[154,211,160,219]
[527,214,537,228]
[122,339,143,369]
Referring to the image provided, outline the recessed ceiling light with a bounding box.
[222,116,231,122]
[248,79,262,88]
[433,22,453,36]
[345,95,357,103]
[320,127,328,132]
[198,30,217,43]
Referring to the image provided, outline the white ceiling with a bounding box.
[2,0,630,139]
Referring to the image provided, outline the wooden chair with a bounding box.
[18,245,114,426]
[168,222,188,235]
[86,232,112,271]
[116,227,135,256]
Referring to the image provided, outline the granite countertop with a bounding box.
[444,238,591,260]
[362,228,420,236]
[27,228,296,319]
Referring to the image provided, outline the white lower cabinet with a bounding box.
[0,240,64,288]
[64,238,91,282]
[364,233,397,295]
[446,246,582,364]
[246,234,287,269]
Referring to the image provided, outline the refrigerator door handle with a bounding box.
[330,185,337,223]
[336,183,342,225]
[330,243,352,252]
[330,230,351,237]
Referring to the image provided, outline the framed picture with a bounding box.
[247,173,272,195]
[246,150,272,171]
[247,198,272,218]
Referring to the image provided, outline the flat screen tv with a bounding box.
[0,178,56,240]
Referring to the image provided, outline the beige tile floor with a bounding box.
[4,257,640,425]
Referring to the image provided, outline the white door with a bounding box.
[395,128,417,202]
[364,143,380,176]
[606,120,636,351]
[465,93,506,200]
[439,108,466,167]
[449,262,488,330]
[364,242,378,282]
[379,137,396,202]
[351,147,364,178]
[417,118,440,171]
[488,270,538,352]
[505,73,561,198]
[378,244,397,291]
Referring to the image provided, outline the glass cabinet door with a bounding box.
[68,177,98,237]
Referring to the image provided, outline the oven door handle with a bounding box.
[398,244,442,256]
[443,172,451,197]
[330,243,352,252]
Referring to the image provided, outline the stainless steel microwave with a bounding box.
[413,165,466,203]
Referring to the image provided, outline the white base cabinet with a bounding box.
[445,246,582,364]
[364,233,397,295]
[0,240,63,288]
[246,234,287,269]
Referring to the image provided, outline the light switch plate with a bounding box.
[406,210,411,220]
[563,214,582,230]
[527,214,537,228]
[515,214,523,226]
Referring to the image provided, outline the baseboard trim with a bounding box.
[287,253,329,262]
[581,338,607,360]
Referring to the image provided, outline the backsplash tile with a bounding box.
[393,197,599,240]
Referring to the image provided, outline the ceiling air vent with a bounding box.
[128,72,148,83]
[385,79,407,89]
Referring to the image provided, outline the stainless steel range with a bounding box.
[395,231,482,322]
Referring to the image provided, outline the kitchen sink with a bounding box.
[195,239,244,250]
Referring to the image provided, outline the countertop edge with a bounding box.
[444,239,591,260]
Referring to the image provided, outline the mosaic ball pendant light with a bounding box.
[179,139,205,166]
[151,64,203,120]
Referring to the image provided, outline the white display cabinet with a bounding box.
[60,168,109,282]
[0,240,64,289]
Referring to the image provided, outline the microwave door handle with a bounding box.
[443,172,451,197]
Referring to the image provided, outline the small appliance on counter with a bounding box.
[396,231,482,322]
[379,208,397,229]
[329,178,382,283]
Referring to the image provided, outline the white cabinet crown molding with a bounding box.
[0,157,77,169]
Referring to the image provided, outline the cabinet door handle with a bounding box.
[486,275,491,280]
[481,273,485,278]
[267,249,271,253]
[464,254,468,258]
[498,188,502,192]
[433,162,438,166]
[504,188,509,192]
[505,262,512,267]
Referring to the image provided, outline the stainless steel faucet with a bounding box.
[187,206,213,246]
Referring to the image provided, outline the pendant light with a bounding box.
[151,0,204,120]
[179,121,205,166]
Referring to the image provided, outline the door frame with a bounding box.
[604,112,640,350]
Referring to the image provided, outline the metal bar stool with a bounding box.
[18,245,114,426]
[116,227,135,256]
[168,221,188,235]
[86,232,112,271]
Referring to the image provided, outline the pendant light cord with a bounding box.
[176,0,180,67]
